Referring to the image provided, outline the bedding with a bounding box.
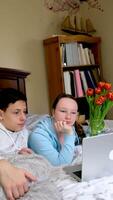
[1,114,113,199]
[0,153,63,200]
[26,114,113,200]
[1,153,113,200]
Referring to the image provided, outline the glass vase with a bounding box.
[89,118,105,136]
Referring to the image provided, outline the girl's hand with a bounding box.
[54,121,73,135]
[18,148,33,155]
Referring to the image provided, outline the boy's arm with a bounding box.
[0,159,36,200]
[18,147,33,154]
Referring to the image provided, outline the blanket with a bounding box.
[6,115,112,200]
[1,151,113,200]
[0,153,64,200]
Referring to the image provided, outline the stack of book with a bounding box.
[63,67,100,98]
[60,42,95,66]
[62,41,101,98]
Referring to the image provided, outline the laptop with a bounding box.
[64,132,113,182]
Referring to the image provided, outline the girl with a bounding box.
[29,93,79,166]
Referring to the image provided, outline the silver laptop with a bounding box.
[64,132,113,182]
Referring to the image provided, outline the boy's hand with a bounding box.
[0,160,36,200]
[18,148,32,155]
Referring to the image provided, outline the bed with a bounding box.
[0,67,113,200]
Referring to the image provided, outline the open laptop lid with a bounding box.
[82,132,113,181]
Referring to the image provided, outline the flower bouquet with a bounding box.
[86,82,113,136]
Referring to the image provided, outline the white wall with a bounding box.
[0,0,113,117]
[0,0,65,114]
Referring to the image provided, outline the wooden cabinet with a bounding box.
[43,35,102,118]
[0,67,30,97]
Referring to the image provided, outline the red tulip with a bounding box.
[95,95,106,105]
[86,88,94,96]
[104,83,112,90]
[95,87,101,94]
[107,92,113,101]
[98,82,105,89]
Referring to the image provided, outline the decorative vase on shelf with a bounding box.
[86,82,113,136]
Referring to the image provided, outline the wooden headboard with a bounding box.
[0,67,30,97]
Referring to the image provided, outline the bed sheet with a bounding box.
[24,114,113,200]
[1,152,113,200]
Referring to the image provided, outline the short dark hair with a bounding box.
[0,88,27,111]
[52,93,77,110]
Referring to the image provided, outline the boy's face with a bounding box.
[0,100,27,132]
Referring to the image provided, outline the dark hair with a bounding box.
[0,88,27,111]
[52,93,77,110]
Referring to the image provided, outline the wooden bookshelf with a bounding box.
[43,35,102,119]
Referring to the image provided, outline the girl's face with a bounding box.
[52,97,78,126]
[0,100,27,132]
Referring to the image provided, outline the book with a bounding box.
[71,42,80,66]
[89,49,95,64]
[87,70,96,88]
[91,68,100,84]
[60,44,66,66]
[80,71,88,92]
[78,43,87,65]
[90,69,97,86]
[65,42,80,66]
[84,70,95,89]
[77,44,83,65]
[63,71,72,94]
[74,69,84,97]
[84,48,91,65]
[65,43,73,66]
[70,71,75,97]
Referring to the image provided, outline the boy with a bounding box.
[0,88,32,154]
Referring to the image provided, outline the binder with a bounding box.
[80,71,88,92]
[70,71,75,97]
[65,43,73,66]
[71,42,80,66]
[63,71,72,94]
[74,69,84,97]
[84,48,91,65]
[84,70,95,89]
[78,43,87,65]
[91,68,100,84]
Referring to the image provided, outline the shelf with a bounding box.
[43,34,102,118]
[63,64,100,71]
[43,34,101,45]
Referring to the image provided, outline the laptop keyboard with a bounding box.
[73,170,82,179]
